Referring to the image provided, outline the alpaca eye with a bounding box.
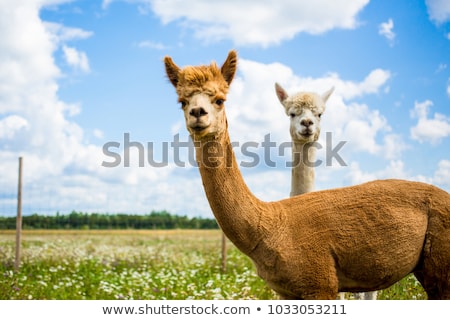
[289,113,296,118]
[215,99,224,106]
[180,101,187,109]
[318,113,323,118]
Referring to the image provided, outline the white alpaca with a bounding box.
[274,83,333,196]
[275,82,377,301]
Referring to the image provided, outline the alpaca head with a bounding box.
[275,83,334,143]
[164,50,237,140]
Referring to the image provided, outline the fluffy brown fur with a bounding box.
[164,50,450,300]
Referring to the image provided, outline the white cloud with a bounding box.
[0,115,29,139]
[410,100,450,144]
[436,63,447,73]
[62,45,90,72]
[382,133,409,160]
[228,59,397,162]
[0,1,81,179]
[43,21,93,74]
[63,102,81,117]
[345,160,409,186]
[338,69,392,100]
[335,107,389,155]
[0,0,170,216]
[425,0,450,24]
[0,0,184,218]
[0,0,183,217]
[345,158,450,191]
[93,129,104,139]
[433,159,450,187]
[378,18,395,46]
[342,158,450,194]
[149,0,369,47]
[102,0,114,9]
[447,78,450,97]
[44,21,93,43]
[137,40,169,50]
[243,170,290,202]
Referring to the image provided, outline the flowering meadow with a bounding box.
[0,230,425,300]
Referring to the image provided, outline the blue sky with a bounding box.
[0,0,449,218]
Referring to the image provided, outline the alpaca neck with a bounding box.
[290,140,316,196]
[194,133,265,255]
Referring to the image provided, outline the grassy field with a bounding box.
[0,229,426,300]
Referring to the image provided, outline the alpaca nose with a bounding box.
[301,118,313,127]
[190,107,208,119]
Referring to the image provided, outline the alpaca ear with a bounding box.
[275,82,289,103]
[164,56,180,88]
[322,86,334,103]
[221,50,238,85]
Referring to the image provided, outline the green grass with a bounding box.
[0,230,426,300]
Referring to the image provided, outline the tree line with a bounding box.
[0,210,219,230]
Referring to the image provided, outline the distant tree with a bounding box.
[0,211,219,230]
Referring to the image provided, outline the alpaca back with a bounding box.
[253,179,449,295]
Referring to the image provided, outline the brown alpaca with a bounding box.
[164,50,450,300]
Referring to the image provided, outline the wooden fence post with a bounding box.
[14,156,23,272]
[221,231,227,273]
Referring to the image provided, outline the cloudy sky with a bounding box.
[1,0,449,218]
